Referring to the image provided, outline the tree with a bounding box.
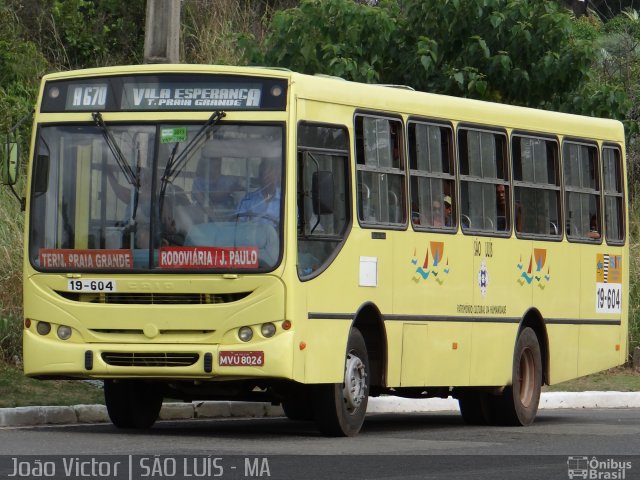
[240,0,397,83]
[243,0,611,114]
[8,0,145,69]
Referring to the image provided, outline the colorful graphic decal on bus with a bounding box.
[596,254,622,314]
[39,249,133,269]
[478,259,489,296]
[516,248,551,289]
[411,241,449,284]
[159,246,258,269]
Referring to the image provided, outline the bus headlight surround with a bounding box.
[238,326,253,342]
[57,325,72,340]
[261,323,276,338]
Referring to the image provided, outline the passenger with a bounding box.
[444,195,453,227]
[589,214,601,239]
[432,199,445,227]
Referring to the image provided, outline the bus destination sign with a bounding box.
[121,83,263,110]
[42,74,288,112]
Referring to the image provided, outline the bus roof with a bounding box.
[41,63,625,142]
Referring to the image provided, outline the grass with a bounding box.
[545,365,640,392]
[0,364,104,408]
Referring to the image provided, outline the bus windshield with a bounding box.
[29,122,284,272]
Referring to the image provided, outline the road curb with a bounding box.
[1,392,639,427]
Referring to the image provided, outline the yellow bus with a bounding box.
[6,64,628,436]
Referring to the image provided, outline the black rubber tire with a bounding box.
[313,327,369,437]
[104,380,163,429]
[487,327,542,426]
[457,389,490,425]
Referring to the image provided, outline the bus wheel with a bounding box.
[104,380,163,429]
[457,389,489,425]
[490,327,542,426]
[313,327,369,437]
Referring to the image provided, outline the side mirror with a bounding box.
[1,140,19,186]
[311,171,334,215]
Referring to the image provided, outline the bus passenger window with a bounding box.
[408,121,456,231]
[563,141,600,242]
[355,115,406,226]
[458,128,508,234]
[602,146,625,244]
[512,135,560,238]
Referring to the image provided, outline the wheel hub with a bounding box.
[343,352,367,411]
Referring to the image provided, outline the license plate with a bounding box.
[67,279,116,292]
[219,351,264,367]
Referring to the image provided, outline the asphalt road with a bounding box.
[0,409,639,480]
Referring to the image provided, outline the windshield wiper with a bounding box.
[92,112,137,187]
[159,110,226,203]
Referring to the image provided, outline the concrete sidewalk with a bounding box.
[2,392,640,428]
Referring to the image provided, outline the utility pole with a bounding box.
[143,0,181,64]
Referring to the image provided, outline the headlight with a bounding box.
[261,323,276,338]
[238,326,253,342]
[57,325,72,340]
[36,322,51,335]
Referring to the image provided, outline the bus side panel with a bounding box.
[546,325,579,384]
[399,323,472,386]
[533,240,581,384]
[469,236,523,386]
[392,232,474,387]
[469,323,515,386]
[577,244,625,377]
[300,319,351,384]
[578,325,621,377]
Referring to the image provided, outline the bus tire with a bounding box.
[104,380,163,429]
[313,327,369,437]
[490,327,542,426]
[457,389,490,425]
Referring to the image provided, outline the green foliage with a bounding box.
[0,1,46,134]
[395,0,595,109]
[243,0,397,83]
[247,0,603,111]
[9,0,145,69]
[0,315,21,364]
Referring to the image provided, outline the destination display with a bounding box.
[41,73,288,112]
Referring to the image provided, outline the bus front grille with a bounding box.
[101,352,199,367]
[57,292,251,304]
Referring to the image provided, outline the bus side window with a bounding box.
[512,135,561,238]
[459,128,509,234]
[563,141,600,242]
[408,120,456,230]
[296,123,350,278]
[355,115,406,226]
[602,146,625,244]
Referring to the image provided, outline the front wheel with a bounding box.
[313,327,369,437]
[104,380,163,429]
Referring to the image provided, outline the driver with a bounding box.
[236,159,281,226]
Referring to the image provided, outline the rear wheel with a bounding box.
[457,389,489,425]
[313,327,369,437]
[487,327,542,426]
[104,380,163,429]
